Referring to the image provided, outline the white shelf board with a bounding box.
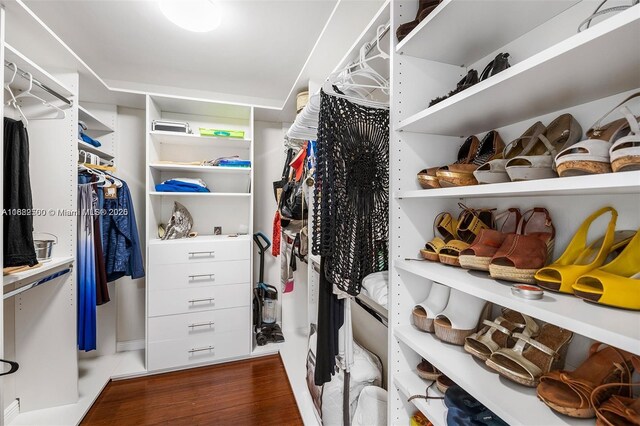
[395,259,640,355]
[395,326,588,426]
[396,171,640,199]
[149,163,251,174]
[150,131,251,148]
[148,234,251,246]
[3,256,74,287]
[149,191,251,198]
[397,9,640,136]
[396,0,578,66]
[79,105,114,133]
[4,43,74,100]
[394,371,447,426]
[78,139,115,161]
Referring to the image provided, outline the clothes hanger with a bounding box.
[4,63,30,126]
[14,72,66,120]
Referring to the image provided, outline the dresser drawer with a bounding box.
[149,239,249,265]
[148,283,250,317]
[148,307,250,342]
[149,260,250,291]
[147,329,250,371]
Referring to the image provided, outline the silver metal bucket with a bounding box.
[33,232,57,263]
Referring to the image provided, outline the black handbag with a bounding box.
[273,148,295,203]
[278,179,308,221]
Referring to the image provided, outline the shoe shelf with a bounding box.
[79,105,114,133]
[394,325,588,426]
[394,371,447,426]
[395,170,640,200]
[396,9,640,136]
[149,131,251,148]
[149,163,251,174]
[395,259,640,355]
[395,0,578,66]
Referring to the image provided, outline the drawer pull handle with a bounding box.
[189,274,215,281]
[188,298,215,304]
[188,251,215,258]
[188,321,215,329]
[188,345,214,354]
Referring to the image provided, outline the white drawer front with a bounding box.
[148,307,250,342]
[149,260,249,291]
[149,239,249,265]
[147,329,250,371]
[148,283,250,317]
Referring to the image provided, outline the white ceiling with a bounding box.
[23,0,344,107]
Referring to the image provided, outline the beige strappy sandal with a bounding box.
[485,324,573,387]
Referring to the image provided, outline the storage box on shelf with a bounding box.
[390,1,640,424]
[145,95,254,371]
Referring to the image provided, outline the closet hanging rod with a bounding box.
[363,23,390,58]
[4,60,73,106]
[3,268,72,300]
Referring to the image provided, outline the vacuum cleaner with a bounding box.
[253,232,285,346]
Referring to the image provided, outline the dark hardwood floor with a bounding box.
[81,354,303,426]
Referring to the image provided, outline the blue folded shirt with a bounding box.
[81,132,102,148]
[155,180,210,193]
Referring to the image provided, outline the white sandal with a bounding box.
[555,93,640,176]
[411,282,450,333]
[474,121,545,184]
[505,114,582,181]
[433,288,491,345]
[610,104,640,173]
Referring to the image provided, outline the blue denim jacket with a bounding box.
[102,180,145,281]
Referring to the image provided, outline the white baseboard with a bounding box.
[4,399,19,425]
[116,339,145,352]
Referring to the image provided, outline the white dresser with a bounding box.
[147,236,252,371]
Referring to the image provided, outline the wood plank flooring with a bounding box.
[81,355,303,426]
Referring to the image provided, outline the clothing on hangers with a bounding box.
[78,183,97,352]
[102,178,145,282]
[3,118,38,268]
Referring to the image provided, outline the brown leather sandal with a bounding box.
[537,343,635,418]
[592,359,640,426]
[417,136,479,190]
[489,208,555,284]
[459,208,521,271]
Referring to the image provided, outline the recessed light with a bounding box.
[159,0,222,33]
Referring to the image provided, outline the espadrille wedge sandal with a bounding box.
[421,212,457,262]
[610,105,640,173]
[489,208,555,284]
[433,288,491,345]
[535,206,635,294]
[437,131,504,187]
[464,309,539,361]
[459,208,521,271]
[436,374,455,394]
[485,324,573,387]
[417,359,441,381]
[412,282,451,333]
[556,92,640,176]
[537,342,635,418]
[591,358,640,426]
[439,205,495,267]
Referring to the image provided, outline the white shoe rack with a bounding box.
[388,1,640,425]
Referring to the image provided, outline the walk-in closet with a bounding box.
[0,0,639,425]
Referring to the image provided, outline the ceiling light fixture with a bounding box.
[159,0,222,33]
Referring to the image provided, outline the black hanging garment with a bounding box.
[3,118,37,267]
[312,90,389,296]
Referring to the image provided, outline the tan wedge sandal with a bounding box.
[417,359,441,381]
[537,343,635,418]
[485,323,573,387]
[464,309,539,362]
[438,204,495,267]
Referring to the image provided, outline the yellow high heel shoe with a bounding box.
[572,229,640,310]
[535,207,635,294]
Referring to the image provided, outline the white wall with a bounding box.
[115,107,146,344]
[253,121,308,333]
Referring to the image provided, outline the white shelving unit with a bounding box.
[148,191,251,198]
[389,1,640,425]
[149,130,251,148]
[77,139,115,161]
[393,371,447,426]
[3,256,74,287]
[79,105,114,133]
[149,163,251,174]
